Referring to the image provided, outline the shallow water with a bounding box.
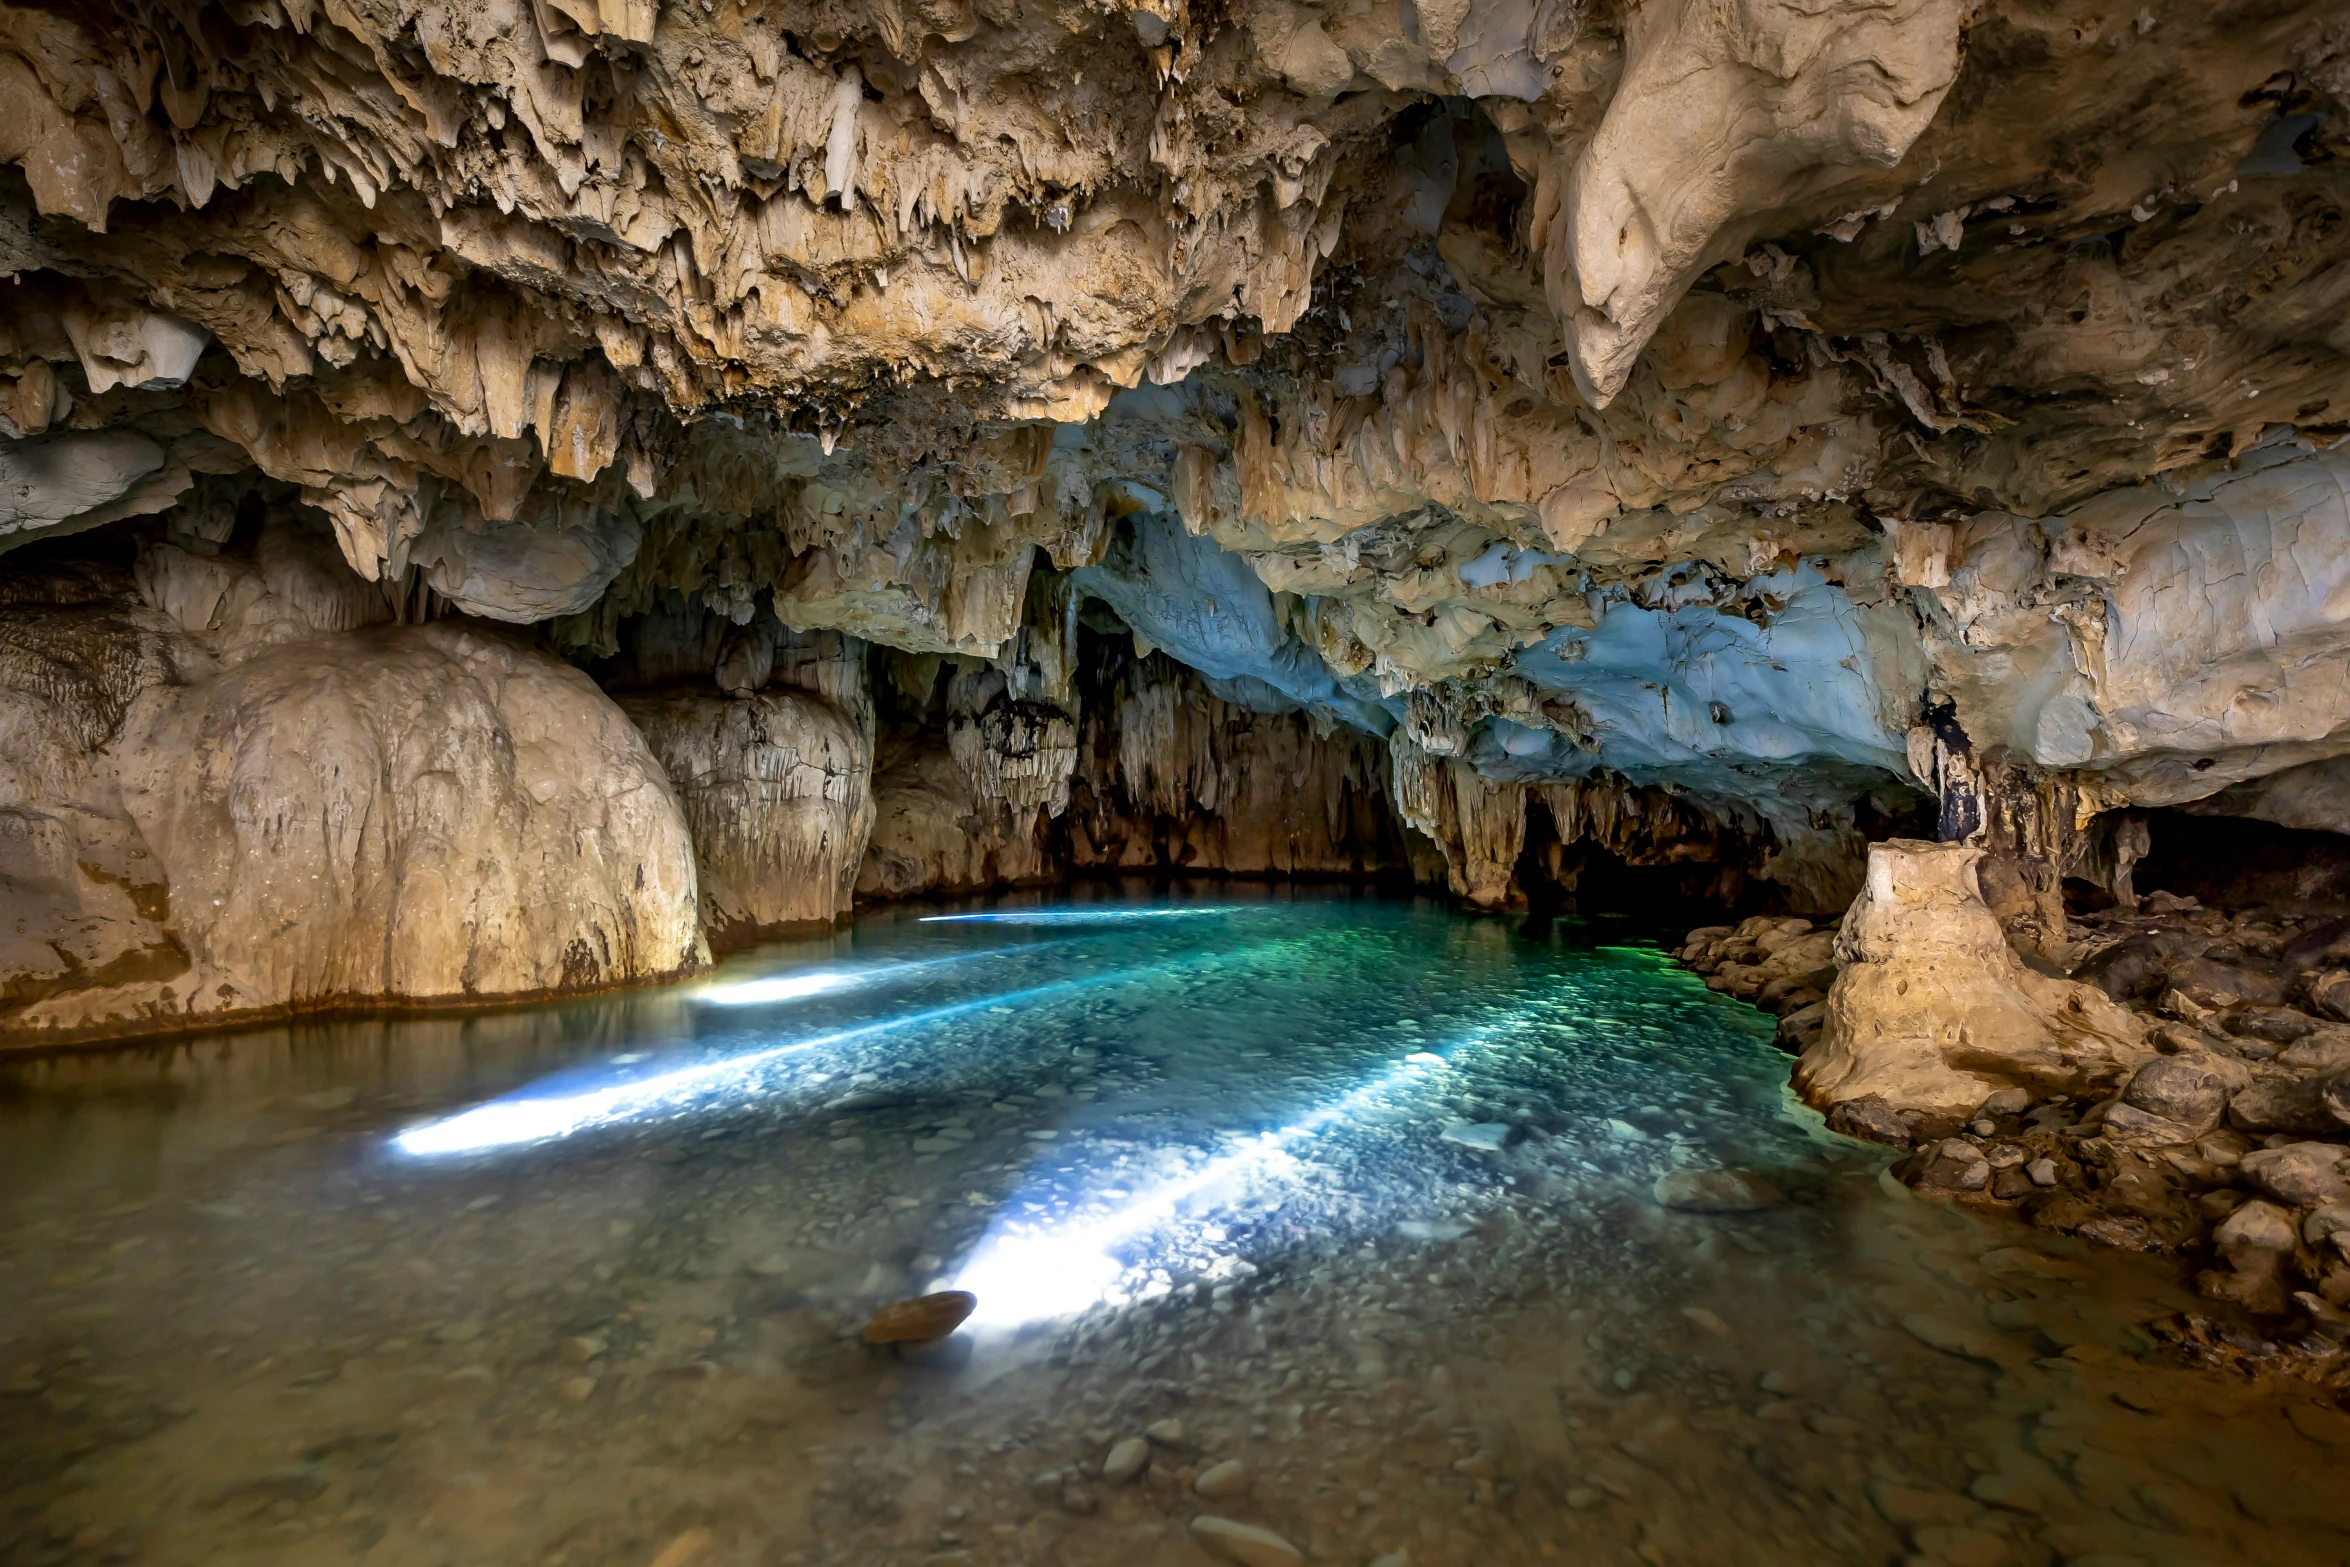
[3,886,2347,1567]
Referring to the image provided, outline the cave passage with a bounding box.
[2,886,2344,1566]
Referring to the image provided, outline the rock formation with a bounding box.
[1,526,705,1046]
[1793,840,2146,1116]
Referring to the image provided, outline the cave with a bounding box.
[6,3,2350,1563]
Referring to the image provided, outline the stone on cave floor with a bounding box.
[1654,1169,1785,1212]
[1825,1094,1912,1147]
[860,1291,978,1345]
[1188,1516,1303,1567]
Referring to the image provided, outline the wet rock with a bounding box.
[1976,1087,2032,1118]
[2120,1057,2227,1133]
[1188,1516,1303,1567]
[1193,1459,1250,1500]
[2202,1199,2297,1314]
[1145,1417,1187,1446]
[2231,1008,2321,1046]
[1907,1139,1991,1194]
[2025,1158,2059,1187]
[1102,1437,1149,1484]
[1440,1122,1514,1152]
[2227,1077,2338,1137]
[860,1290,977,1344]
[1653,1168,1784,1212]
[2102,1103,2205,1148]
[2241,1144,2350,1208]
[2308,970,2350,1024]
[1825,1094,1911,1147]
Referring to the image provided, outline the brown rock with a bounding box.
[2241,1144,2350,1209]
[1825,1093,1912,1147]
[1654,1168,1784,1212]
[2120,1056,2226,1133]
[2308,969,2350,1024]
[861,1290,978,1344]
[1907,1138,1990,1194]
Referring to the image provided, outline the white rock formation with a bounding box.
[1795,840,2147,1117]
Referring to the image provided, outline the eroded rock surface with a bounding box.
[0,541,707,1046]
[1795,840,2145,1116]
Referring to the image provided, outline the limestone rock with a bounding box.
[1907,1139,1990,1195]
[2241,1145,2350,1210]
[1797,841,2146,1119]
[2203,1199,2298,1315]
[623,689,874,948]
[1824,1093,1911,1148]
[3,608,706,1045]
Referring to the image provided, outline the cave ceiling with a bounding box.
[1,0,2348,845]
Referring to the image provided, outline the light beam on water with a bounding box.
[391,937,1304,1158]
[953,1004,1551,1329]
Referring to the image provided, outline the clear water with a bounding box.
[2,886,2345,1567]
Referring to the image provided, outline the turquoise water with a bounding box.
[1,887,2344,1566]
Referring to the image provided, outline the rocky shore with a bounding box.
[1680,850,2350,1378]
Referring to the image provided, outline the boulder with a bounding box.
[5,618,706,1044]
[1907,1138,1991,1194]
[2202,1198,2298,1314]
[1825,1093,1912,1147]
[862,1290,979,1344]
[2120,1056,2227,1134]
[2241,1144,2350,1209]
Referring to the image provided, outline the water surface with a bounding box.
[3,887,2345,1566]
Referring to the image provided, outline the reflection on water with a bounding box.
[2,884,2346,1567]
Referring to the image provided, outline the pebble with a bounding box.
[1102,1437,1149,1484]
[1193,1459,1250,1499]
[1188,1516,1303,1567]
[2024,1157,2058,1187]
[1145,1417,1186,1445]
[1440,1122,1513,1152]
[1680,1306,1732,1338]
